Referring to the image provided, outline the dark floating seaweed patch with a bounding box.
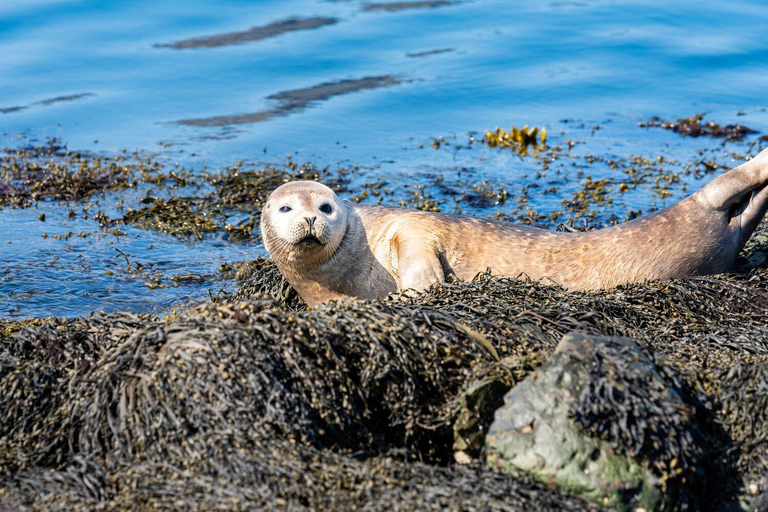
[364,1,455,12]
[0,105,26,114]
[122,160,324,241]
[156,17,338,49]
[0,93,94,115]
[177,76,401,127]
[122,197,224,239]
[0,136,757,241]
[640,114,760,142]
[425,131,759,226]
[0,317,50,340]
[266,76,401,104]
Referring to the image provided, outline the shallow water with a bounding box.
[1,0,767,318]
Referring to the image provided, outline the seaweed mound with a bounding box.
[1,223,768,510]
[571,336,703,482]
[0,294,596,510]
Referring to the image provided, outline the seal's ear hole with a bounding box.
[319,203,333,214]
[279,206,292,213]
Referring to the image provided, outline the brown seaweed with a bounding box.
[640,114,760,142]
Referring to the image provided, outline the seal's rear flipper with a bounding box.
[738,183,768,244]
[699,146,768,212]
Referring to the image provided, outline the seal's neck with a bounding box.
[279,209,374,305]
[319,212,374,279]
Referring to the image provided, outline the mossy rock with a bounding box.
[485,333,700,511]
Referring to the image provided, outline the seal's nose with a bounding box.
[304,216,317,230]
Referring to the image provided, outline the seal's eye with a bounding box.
[319,203,333,214]
[279,206,292,213]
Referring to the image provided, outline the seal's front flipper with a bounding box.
[395,236,445,294]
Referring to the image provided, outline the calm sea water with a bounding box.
[1,0,768,318]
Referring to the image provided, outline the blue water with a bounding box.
[1,0,768,318]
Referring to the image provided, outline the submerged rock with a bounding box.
[485,333,701,511]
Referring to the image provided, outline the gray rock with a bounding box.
[485,332,698,512]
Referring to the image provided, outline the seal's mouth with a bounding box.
[296,234,323,246]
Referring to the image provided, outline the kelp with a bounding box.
[484,125,547,155]
[0,287,600,510]
[117,161,325,241]
[0,318,50,341]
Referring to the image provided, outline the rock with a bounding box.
[485,332,700,512]
[453,378,509,459]
[453,450,473,465]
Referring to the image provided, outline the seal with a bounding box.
[261,147,768,306]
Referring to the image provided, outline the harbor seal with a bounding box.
[261,147,768,306]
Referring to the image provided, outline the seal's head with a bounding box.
[261,181,348,264]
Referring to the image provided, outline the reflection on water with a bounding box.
[362,1,456,12]
[157,17,338,49]
[1,93,94,115]
[178,76,402,126]
[407,48,453,58]
[1,0,767,318]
